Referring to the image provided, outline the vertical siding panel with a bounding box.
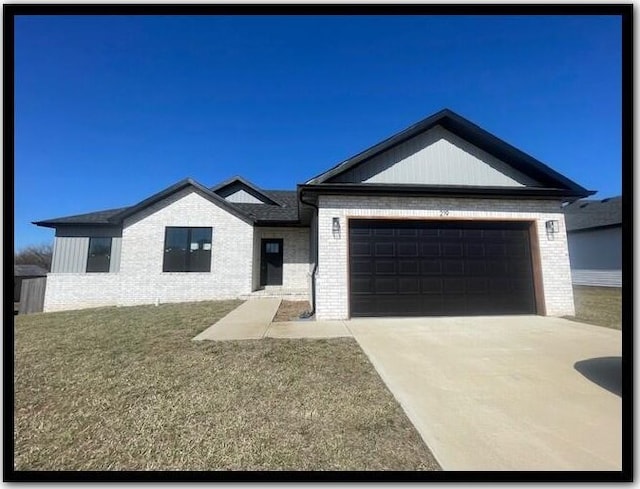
[52,237,90,273]
[51,238,61,272]
[78,238,89,272]
[110,237,122,272]
[333,126,539,186]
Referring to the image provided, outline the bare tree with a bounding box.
[14,243,53,272]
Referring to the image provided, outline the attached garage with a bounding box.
[301,109,593,320]
[349,219,538,317]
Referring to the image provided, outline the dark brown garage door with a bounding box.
[349,220,536,317]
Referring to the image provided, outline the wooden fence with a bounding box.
[18,277,47,314]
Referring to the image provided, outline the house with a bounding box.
[35,109,593,319]
[562,196,622,287]
[14,264,48,303]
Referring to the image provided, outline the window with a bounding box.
[87,237,112,272]
[163,227,212,272]
[265,242,280,254]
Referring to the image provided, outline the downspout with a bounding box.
[299,189,319,318]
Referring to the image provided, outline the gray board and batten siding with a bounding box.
[329,126,541,187]
[52,226,122,273]
[18,277,47,314]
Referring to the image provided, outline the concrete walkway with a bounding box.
[193,298,281,341]
[193,299,351,341]
[348,315,622,471]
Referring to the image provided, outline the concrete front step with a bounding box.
[239,288,309,301]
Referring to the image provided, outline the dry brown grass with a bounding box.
[272,300,311,322]
[568,286,622,330]
[14,300,440,471]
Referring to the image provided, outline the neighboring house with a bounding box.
[35,109,593,319]
[14,264,48,302]
[563,196,622,287]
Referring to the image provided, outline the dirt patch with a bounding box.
[273,300,312,322]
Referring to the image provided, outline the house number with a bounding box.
[440,210,449,216]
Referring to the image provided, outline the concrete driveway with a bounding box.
[347,315,622,471]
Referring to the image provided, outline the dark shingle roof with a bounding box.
[34,181,302,228]
[227,190,300,223]
[14,264,48,277]
[563,196,622,231]
[33,207,130,227]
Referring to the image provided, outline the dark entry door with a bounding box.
[260,239,283,286]
[349,220,536,317]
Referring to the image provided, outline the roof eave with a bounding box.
[33,220,122,228]
[254,220,305,227]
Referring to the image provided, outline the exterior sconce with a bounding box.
[545,220,559,234]
[332,217,341,234]
[545,219,559,240]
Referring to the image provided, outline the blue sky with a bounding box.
[14,14,622,249]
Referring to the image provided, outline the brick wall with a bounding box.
[44,188,255,311]
[315,195,575,320]
[43,273,120,312]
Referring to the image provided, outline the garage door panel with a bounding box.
[351,258,371,274]
[352,277,374,294]
[466,260,487,275]
[466,277,489,294]
[349,219,536,317]
[375,277,398,294]
[398,277,421,294]
[489,278,511,293]
[398,242,419,256]
[374,228,394,237]
[421,260,442,274]
[443,278,466,294]
[374,242,395,256]
[420,228,440,237]
[441,229,463,238]
[421,277,443,294]
[398,260,420,275]
[442,243,464,256]
[421,243,441,256]
[466,243,486,257]
[375,260,396,274]
[486,244,507,257]
[351,242,371,256]
[397,228,418,237]
[443,260,465,275]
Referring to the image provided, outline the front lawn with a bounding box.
[14,301,439,471]
[570,286,622,330]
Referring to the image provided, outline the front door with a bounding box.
[260,239,283,286]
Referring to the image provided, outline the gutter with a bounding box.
[298,189,319,319]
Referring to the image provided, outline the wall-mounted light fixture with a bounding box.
[332,217,341,234]
[545,220,559,234]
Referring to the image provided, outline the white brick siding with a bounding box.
[43,273,120,311]
[44,188,255,311]
[315,195,575,320]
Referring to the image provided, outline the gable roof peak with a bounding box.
[210,175,281,205]
[304,108,593,198]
